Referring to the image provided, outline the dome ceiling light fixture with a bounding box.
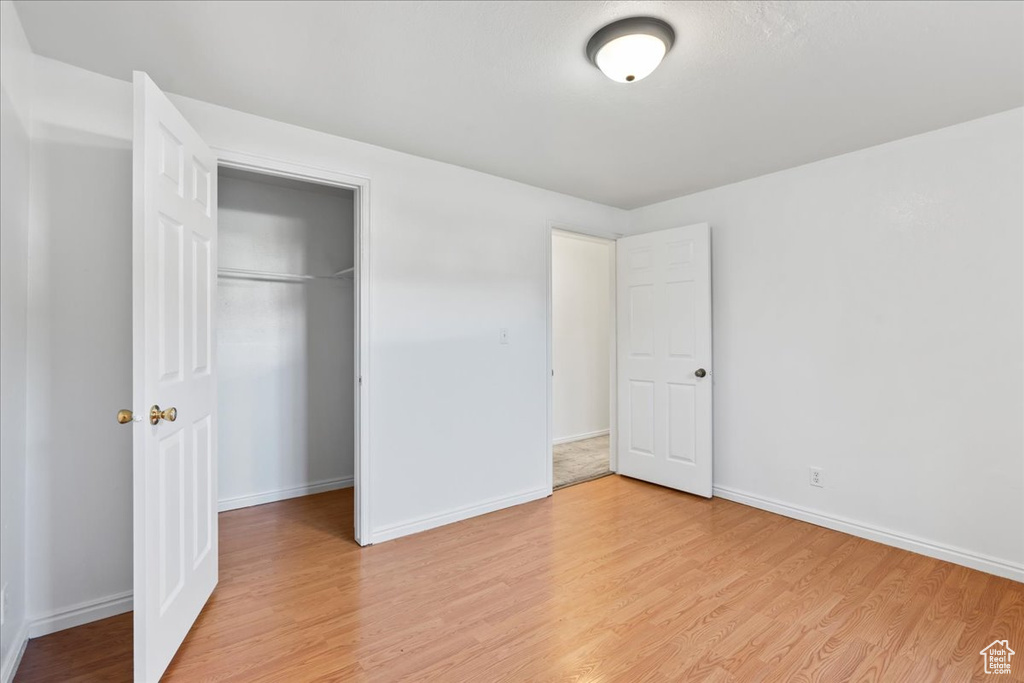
[586,16,675,84]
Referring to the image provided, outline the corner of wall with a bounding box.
[0,622,28,683]
[0,1,34,679]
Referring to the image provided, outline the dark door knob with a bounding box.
[695,368,707,378]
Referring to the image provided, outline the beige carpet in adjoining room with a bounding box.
[553,434,611,489]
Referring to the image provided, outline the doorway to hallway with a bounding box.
[550,229,614,489]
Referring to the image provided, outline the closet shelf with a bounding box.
[218,266,354,283]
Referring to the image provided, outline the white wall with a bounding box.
[25,90,135,635]
[629,109,1024,580]
[0,1,33,677]
[24,56,628,630]
[551,232,611,443]
[218,172,355,509]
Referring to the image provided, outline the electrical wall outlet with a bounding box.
[809,467,823,488]
[499,328,509,344]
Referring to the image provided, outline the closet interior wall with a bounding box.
[217,168,355,510]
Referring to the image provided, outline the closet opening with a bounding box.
[215,163,365,542]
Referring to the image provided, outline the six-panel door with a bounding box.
[133,71,218,683]
[616,224,712,497]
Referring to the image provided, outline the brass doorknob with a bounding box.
[150,405,177,425]
[117,409,135,424]
[695,368,707,378]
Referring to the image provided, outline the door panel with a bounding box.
[133,72,218,682]
[616,224,712,496]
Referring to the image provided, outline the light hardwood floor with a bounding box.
[16,475,1024,682]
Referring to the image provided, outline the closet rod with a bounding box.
[218,267,353,283]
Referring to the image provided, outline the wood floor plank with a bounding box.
[14,475,1024,681]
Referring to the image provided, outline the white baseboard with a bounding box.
[1,621,29,683]
[553,429,609,446]
[371,487,550,544]
[28,590,133,639]
[218,476,354,512]
[713,485,1024,583]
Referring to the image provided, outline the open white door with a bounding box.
[131,72,218,682]
[616,223,712,496]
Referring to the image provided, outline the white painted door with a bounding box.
[616,223,712,496]
[132,72,218,682]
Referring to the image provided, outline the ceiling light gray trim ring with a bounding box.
[586,16,675,65]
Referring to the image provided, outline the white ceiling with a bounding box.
[15,0,1024,209]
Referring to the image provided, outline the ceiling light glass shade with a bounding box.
[595,34,667,83]
[587,17,675,84]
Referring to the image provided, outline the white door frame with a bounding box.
[546,223,618,493]
[213,147,373,545]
